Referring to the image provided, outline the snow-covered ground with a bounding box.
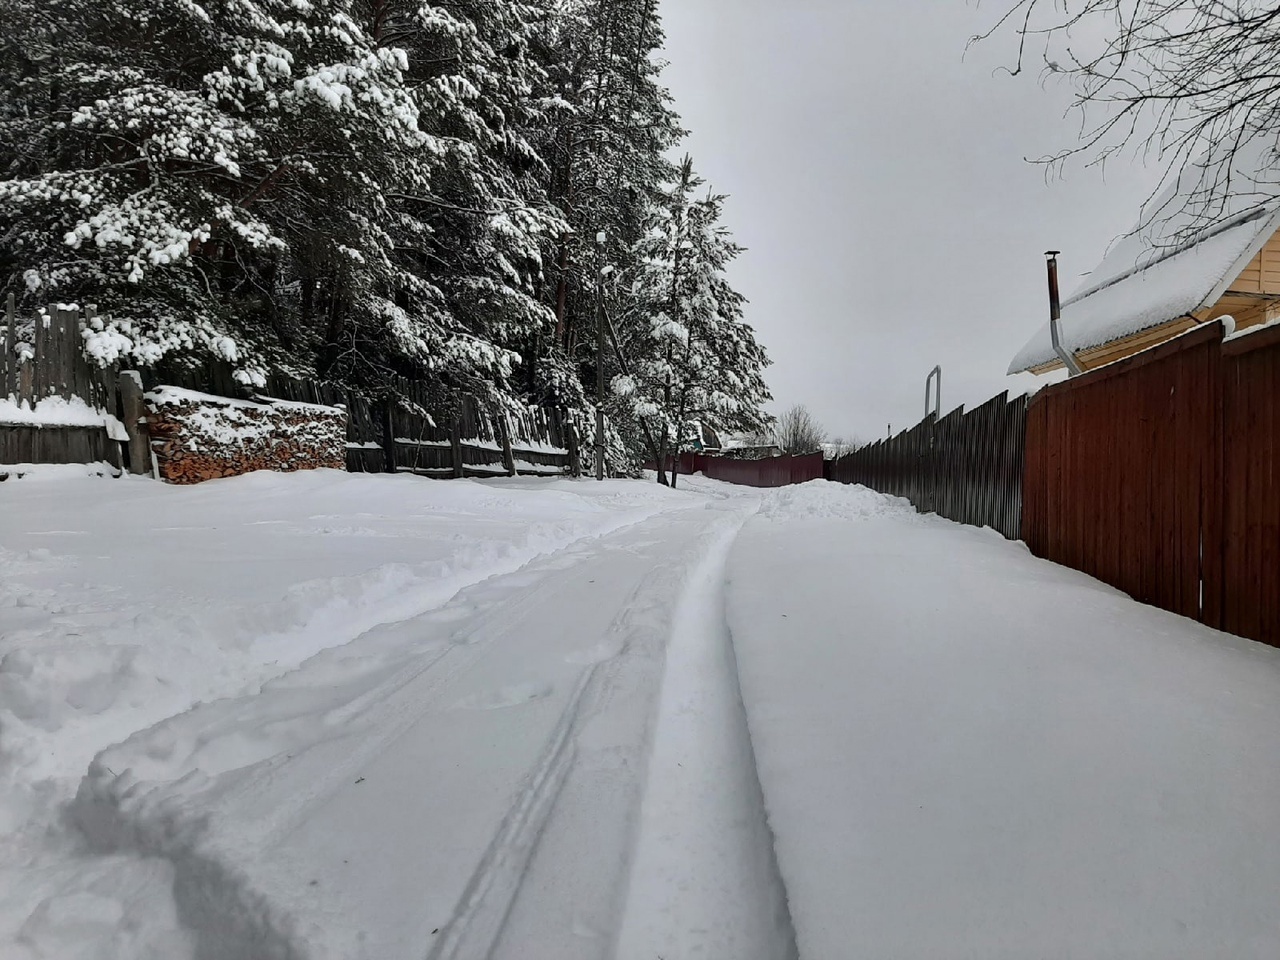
[0,470,695,958]
[3,469,1279,958]
[729,481,1280,959]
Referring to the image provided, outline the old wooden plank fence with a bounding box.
[1,296,122,468]
[4,298,577,478]
[163,366,579,479]
[380,380,576,479]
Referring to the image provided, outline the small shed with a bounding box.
[1010,138,1280,375]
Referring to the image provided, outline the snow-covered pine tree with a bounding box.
[613,157,772,484]
[0,0,770,438]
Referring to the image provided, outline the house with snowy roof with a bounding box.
[1010,138,1280,375]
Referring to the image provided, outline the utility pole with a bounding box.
[595,231,607,480]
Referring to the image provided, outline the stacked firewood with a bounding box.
[144,387,346,484]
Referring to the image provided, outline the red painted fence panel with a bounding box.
[1022,324,1221,623]
[1218,324,1280,648]
[658,452,825,488]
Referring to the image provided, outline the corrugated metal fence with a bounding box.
[1022,326,1219,623]
[1219,325,1280,647]
[827,391,1027,540]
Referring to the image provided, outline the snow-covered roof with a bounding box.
[1009,137,1280,374]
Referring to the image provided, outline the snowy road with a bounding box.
[73,498,790,960]
[4,471,1280,958]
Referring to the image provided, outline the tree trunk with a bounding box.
[654,423,670,486]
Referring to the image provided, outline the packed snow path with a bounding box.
[4,470,1280,958]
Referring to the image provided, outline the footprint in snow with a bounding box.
[450,682,553,711]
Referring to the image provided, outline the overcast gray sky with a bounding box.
[657,0,1166,442]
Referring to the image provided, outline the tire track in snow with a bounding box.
[426,507,763,960]
[426,668,595,960]
[421,557,662,960]
[614,507,798,960]
[190,514,673,844]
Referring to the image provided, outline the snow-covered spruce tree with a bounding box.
[362,0,567,405]
[524,0,683,407]
[0,0,428,386]
[612,158,772,485]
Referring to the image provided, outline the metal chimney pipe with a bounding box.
[1046,251,1083,376]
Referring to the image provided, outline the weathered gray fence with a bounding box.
[379,380,576,479]
[172,367,579,478]
[4,297,577,478]
[1,296,123,468]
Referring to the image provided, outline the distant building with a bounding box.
[688,421,722,454]
[720,432,782,459]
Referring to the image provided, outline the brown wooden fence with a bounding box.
[1024,321,1279,648]
[827,391,1027,540]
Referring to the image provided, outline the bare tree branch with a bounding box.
[976,0,1280,247]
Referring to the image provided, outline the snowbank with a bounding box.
[0,461,121,481]
[754,478,912,522]
[728,511,1280,958]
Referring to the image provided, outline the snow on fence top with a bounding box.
[1010,137,1280,374]
[0,395,118,429]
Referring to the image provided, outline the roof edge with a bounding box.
[1194,204,1280,314]
[1063,204,1275,308]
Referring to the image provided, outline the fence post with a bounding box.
[378,399,397,474]
[450,418,465,478]
[497,410,517,476]
[118,370,151,475]
[2,293,14,401]
[32,306,47,400]
[565,410,582,478]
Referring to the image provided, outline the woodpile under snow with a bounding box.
[145,386,345,484]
